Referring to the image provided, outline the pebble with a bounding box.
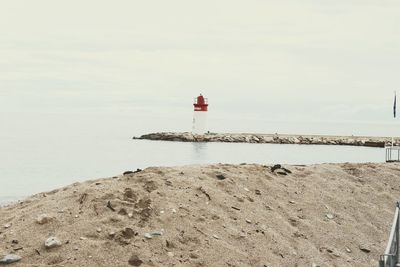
[96,228,102,233]
[128,213,133,218]
[172,209,177,213]
[359,244,371,253]
[160,211,165,214]
[144,233,153,239]
[326,214,334,220]
[0,254,22,264]
[346,247,352,253]
[246,219,252,224]
[45,236,62,249]
[3,224,11,229]
[36,214,53,225]
[212,234,220,240]
[167,252,174,257]
[244,188,250,192]
[80,237,87,240]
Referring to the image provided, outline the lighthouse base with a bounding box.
[192,111,207,135]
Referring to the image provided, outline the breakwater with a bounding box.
[134,132,391,148]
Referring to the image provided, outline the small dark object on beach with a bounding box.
[271,164,282,172]
[276,171,288,175]
[216,174,226,180]
[106,201,116,212]
[123,171,134,175]
[271,164,292,174]
[231,206,241,211]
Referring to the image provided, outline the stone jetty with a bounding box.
[134,132,391,148]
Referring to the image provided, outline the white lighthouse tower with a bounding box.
[192,94,208,135]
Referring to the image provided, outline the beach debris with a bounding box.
[212,234,220,240]
[289,200,295,204]
[216,174,226,180]
[36,214,54,225]
[271,164,292,175]
[106,201,116,212]
[359,244,371,253]
[255,189,261,195]
[78,193,88,204]
[0,254,22,264]
[231,206,241,211]
[326,214,334,220]
[198,187,211,200]
[45,236,62,249]
[128,254,143,266]
[144,233,152,239]
[144,231,163,239]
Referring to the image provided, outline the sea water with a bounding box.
[0,106,390,203]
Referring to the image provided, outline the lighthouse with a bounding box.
[192,94,208,135]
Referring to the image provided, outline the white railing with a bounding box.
[380,202,400,267]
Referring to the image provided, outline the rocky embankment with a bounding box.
[1,163,399,266]
[134,132,390,148]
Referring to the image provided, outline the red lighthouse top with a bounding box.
[193,94,208,111]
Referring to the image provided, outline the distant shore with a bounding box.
[133,132,392,148]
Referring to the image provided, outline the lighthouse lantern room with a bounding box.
[192,94,208,135]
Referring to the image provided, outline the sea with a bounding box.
[0,103,395,204]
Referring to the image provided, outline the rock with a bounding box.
[0,254,22,264]
[36,214,53,225]
[346,247,352,253]
[144,233,153,239]
[255,189,261,195]
[45,236,62,249]
[3,224,10,229]
[167,252,174,257]
[213,234,220,240]
[246,219,252,224]
[96,228,102,233]
[359,244,371,253]
[326,214,334,220]
[271,164,282,172]
[128,254,143,266]
[216,174,226,180]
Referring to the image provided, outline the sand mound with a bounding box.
[1,163,399,266]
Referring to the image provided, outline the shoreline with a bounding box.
[134,132,391,148]
[0,162,397,266]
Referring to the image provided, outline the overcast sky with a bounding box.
[1,0,399,127]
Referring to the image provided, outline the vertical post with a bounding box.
[397,202,400,265]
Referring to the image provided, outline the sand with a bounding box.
[1,162,399,266]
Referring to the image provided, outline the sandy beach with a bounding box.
[0,162,398,266]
